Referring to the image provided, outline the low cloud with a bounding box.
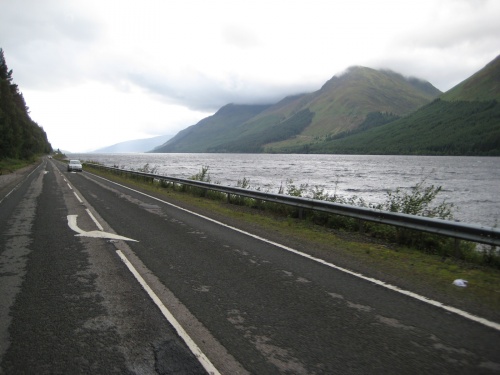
[1,0,498,151]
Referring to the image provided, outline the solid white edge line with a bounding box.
[91,173,500,332]
[115,250,220,375]
[86,208,104,231]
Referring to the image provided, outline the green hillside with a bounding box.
[306,67,440,133]
[441,55,500,102]
[310,99,500,155]
[152,55,499,156]
[0,48,52,160]
[155,67,440,153]
[309,54,500,156]
[224,67,440,153]
[208,109,314,153]
[153,103,270,152]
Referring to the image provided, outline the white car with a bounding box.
[67,159,83,172]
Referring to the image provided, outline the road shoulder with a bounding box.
[0,161,41,201]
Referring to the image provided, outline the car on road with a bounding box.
[67,159,83,172]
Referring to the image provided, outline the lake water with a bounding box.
[70,153,500,228]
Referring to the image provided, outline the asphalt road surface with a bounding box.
[0,158,499,374]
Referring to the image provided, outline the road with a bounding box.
[1,158,499,374]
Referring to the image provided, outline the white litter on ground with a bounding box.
[453,279,468,287]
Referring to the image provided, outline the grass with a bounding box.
[84,163,500,320]
[0,158,37,175]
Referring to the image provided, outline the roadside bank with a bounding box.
[0,160,42,201]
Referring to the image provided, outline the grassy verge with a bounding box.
[0,158,37,175]
[85,164,500,320]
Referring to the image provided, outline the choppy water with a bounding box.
[71,153,500,228]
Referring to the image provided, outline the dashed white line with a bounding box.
[63,167,218,370]
[86,208,104,231]
[65,175,130,238]
[115,250,220,375]
[73,192,83,203]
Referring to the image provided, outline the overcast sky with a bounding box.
[1,0,499,152]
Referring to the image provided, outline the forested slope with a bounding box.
[311,99,500,155]
[0,48,52,160]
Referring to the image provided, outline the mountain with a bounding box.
[153,55,499,155]
[312,55,500,155]
[153,104,271,152]
[250,67,440,153]
[93,134,174,153]
[440,54,500,102]
[153,67,440,153]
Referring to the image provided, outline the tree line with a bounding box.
[0,48,52,160]
[307,99,500,155]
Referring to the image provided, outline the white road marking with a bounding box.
[89,173,500,332]
[0,163,42,205]
[86,209,104,231]
[67,215,138,242]
[115,250,220,375]
[73,192,83,203]
[66,173,104,232]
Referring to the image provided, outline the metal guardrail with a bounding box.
[87,163,500,247]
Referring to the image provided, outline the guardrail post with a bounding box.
[358,219,365,234]
[454,238,462,259]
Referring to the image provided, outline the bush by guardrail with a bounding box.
[86,163,500,251]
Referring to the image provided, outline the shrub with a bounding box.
[85,163,499,268]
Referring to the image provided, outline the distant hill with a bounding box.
[153,104,271,152]
[93,134,174,153]
[312,55,500,155]
[153,67,440,153]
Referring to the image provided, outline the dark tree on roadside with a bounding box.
[0,48,52,160]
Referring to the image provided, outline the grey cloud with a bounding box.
[124,69,318,112]
[395,1,500,52]
[2,0,497,115]
[0,0,102,88]
[406,22,500,51]
[222,25,261,49]
[369,52,499,92]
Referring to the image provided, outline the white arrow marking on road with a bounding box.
[67,215,138,242]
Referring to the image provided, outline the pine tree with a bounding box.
[0,48,52,159]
